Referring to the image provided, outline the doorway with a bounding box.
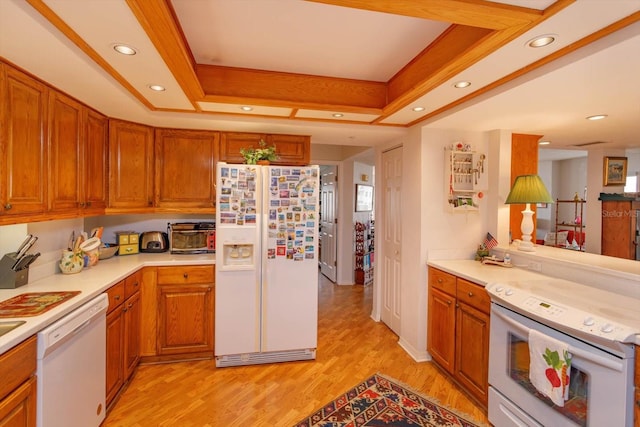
[319,165,338,282]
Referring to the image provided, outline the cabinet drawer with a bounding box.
[157,266,214,285]
[429,267,456,296]
[0,336,36,401]
[456,278,490,314]
[106,280,125,312]
[125,270,142,298]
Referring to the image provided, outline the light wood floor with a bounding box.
[104,273,490,427]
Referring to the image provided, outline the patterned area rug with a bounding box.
[294,374,484,427]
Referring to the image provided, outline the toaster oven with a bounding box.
[169,222,215,254]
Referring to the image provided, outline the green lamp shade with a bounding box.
[505,175,554,204]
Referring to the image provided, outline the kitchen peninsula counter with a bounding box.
[0,253,214,354]
[427,259,545,286]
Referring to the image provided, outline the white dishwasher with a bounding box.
[36,293,108,427]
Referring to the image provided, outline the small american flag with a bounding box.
[483,233,498,250]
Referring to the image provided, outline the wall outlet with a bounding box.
[527,261,542,272]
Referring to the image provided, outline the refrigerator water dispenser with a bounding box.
[221,244,254,268]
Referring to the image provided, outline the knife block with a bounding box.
[0,253,29,289]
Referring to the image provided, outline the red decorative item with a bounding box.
[0,291,81,317]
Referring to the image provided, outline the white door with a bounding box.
[381,147,402,334]
[319,165,337,282]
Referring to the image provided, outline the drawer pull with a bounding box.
[114,295,120,301]
[468,292,474,297]
[183,273,188,279]
[437,278,443,283]
[446,300,452,305]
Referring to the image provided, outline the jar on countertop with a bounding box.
[59,250,84,274]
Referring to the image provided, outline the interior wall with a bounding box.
[388,125,494,361]
[586,148,627,254]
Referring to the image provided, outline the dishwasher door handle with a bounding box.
[71,319,92,336]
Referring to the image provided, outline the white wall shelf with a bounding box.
[445,149,487,213]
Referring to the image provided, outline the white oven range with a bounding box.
[486,278,639,427]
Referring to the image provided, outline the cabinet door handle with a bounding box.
[128,302,133,309]
[183,273,188,279]
[4,203,12,210]
[468,292,474,297]
[437,278,443,283]
[114,295,121,301]
[446,300,452,305]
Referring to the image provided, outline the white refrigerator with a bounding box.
[215,162,319,367]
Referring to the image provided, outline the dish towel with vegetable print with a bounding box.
[528,329,572,407]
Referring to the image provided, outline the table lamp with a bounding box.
[505,174,554,252]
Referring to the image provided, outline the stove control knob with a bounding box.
[583,317,595,326]
[495,286,504,293]
[600,323,614,333]
[505,289,514,296]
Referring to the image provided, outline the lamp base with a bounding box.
[517,240,536,252]
[517,203,536,252]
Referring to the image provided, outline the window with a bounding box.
[624,175,637,193]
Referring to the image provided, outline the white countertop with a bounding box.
[0,253,214,354]
[427,259,546,286]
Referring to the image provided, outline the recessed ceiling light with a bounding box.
[527,34,556,48]
[113,44,137,55]
[539,141,551,145]
[333,113,344,118]
[241,106,253,111]
[586,114,607,121]
[453,81,471,89]
[148,84,165,92]
[412,107,425,112]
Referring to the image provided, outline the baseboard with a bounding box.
[398,337,431,362]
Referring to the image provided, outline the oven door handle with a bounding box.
[492,307,626,372]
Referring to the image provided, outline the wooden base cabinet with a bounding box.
[156,266,214,359]
[105,270,141,411]
[0,336,37,427]
[427,267,490,407]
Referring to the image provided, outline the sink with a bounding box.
[0,320,26,337]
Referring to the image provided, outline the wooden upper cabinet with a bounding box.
[47,90,83,213]
[219,132,310,165]
[0,65,48,217]
[108,119,154,210]
[266,133,310,165]
[154,128,219,209]
[219,132,266,164]
[84,109,108,212]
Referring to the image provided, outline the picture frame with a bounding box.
[603,156,627,186]
[355,184,374,212]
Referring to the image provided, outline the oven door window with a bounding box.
[508,333,589,427]
[173,232,206,249]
